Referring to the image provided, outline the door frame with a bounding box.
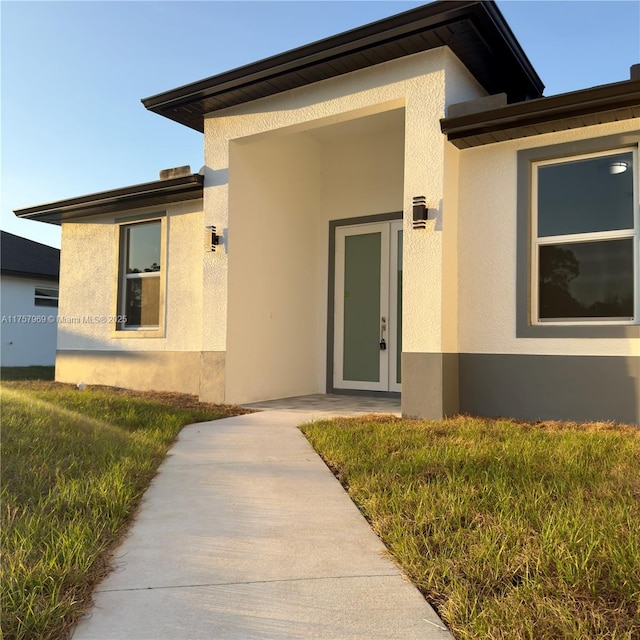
[326,211,403,396]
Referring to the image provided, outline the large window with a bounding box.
[118,220,162,331]
[532,149,638,325]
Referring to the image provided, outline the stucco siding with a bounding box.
[455,119,640,358]
[55,350,201,394]
[57,200,204,354]
[225,134,324,403]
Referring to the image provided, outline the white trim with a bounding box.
[531,146,638,326]
[388,220,402,392]
[115,217,166,335]
[333,221,401,392]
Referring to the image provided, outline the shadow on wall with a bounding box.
[201,167,228,186]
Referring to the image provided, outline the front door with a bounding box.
[333,220,402,392]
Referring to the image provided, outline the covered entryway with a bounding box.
[224,107,405,404]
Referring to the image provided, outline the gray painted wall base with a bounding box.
[402,352,459,419]
[459,353,639,425]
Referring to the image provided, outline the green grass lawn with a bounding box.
[301,415,640,640]
[1,381,246,640]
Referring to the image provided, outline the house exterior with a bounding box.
[15,1,639,423]
[1,231,60,366]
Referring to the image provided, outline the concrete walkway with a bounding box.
[72,397,451,639]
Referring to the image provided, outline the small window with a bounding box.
[34,287,58,307]
[532,149,638,324]
[118,220,162,330]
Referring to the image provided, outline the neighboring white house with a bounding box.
[1,231,60,366]
[14,0,640,423]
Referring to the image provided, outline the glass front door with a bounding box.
[333,220,402,392]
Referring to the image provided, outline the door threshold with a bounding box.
[330,389,401,399]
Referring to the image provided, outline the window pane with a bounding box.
[125,277,160,327]
[35,287,58,298]
[539,239,634,319]
[343,233,381,382]
[126,222,161,274]
[538,152,634,237]
[34,287,59,307]
[34,298,58,307]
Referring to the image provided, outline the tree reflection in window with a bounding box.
[535,150,637,323]
[539,240,634,319]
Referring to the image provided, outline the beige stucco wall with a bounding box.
[203,47,485,403]
[57,200,204,354]
[455,120,640,357]
[225,133,324,402]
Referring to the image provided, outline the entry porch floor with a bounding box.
[242,393,401,416]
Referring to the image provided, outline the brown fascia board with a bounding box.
[14,174,204,225]
[142,0,543,132]
[441,79,640,148]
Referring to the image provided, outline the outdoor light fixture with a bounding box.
[207,225,222,251]
[412,196,428,229]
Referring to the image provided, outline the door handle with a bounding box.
[380,317,387,350]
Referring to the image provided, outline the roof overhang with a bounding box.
[142,0,543,132]
[441,78,640,149]
[1,269,59,282]
[13,174,204,225]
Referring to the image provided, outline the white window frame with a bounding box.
[531,147,639,326]
[115,215,166,336]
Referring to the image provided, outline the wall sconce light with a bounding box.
[412,196,429,229]
[207,225,222,251]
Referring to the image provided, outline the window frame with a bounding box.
[516,133,640,339]
[531,147,638,326]
[34,286,59,308]
[114,213,167,337]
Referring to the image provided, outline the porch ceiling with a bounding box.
[304,109,405,143]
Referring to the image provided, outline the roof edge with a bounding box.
[441,77,640,148]
[142,0,543,132]
[1,269,59,282]
[14,174,204,224]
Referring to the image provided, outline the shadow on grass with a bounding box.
[1,366,55,381]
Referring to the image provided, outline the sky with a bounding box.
[2,0,639,249]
